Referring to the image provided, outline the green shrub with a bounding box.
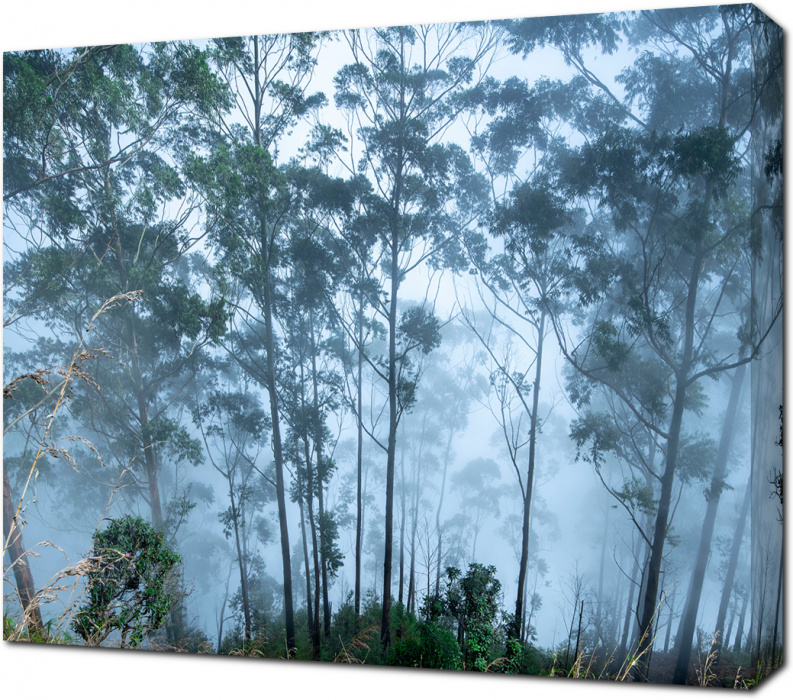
[501,637,553,675]
[390,620,463,670]
[72,516,180,648]
[445,564,502,671]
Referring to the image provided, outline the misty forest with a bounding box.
[2,4,784,688]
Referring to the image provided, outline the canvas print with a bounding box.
[2,3,783,689]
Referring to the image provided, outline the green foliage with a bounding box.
[4,43,225,212]
[493,179,571,256]
[617,52,712,131]
[72,516,180,648]
[398,306,442,356]
[145,416,203,467]
[442,563,503,671]
[390,620,463,670]
[676,432,717,485]
[613,477,656,516]
[591,320,630,373]
[504,13,621,59]
[232,562,281,633]
[319,590,385,665]
[570,412,621,467]
[318,510,345,580]
[501,637,553,675]
[219,625,282,658]
[765,139,783,182]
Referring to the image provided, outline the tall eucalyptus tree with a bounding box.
[332,24,497,646]
[184,32,326,653]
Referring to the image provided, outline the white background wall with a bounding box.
[1,2,789,699]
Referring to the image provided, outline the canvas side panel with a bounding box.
[750,5,784,669]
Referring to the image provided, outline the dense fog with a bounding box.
[3,0,783,690]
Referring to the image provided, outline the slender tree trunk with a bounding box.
[361,454,370,597]
[634,386,684,678]
[317,472,330,639]
[132,372,163,528]
[522,566,533,642]
[261,274,295,652]
[619,548,641,664]
[407,418,426,615]
[398,449,406,606]
[300,405,322,657]
[573,600,585,666]
[372,549,378,603]
[426,546,432,602]
[407,557,415,613]
[296,461,316,658]
[664,587,675,653]
[634,229,707,681]
[724,601,736,653]
[713,475,751,660]
[111,230,164,529]
[229,487,252,641]
[753,562,766,662]
[565,600,576,667]
[3,469,44,638]
[733,590,749,652]
[217,563,234,654]
[355,286,364,618]
[672,363,746,684]
[513,309,546,639]
[309,317,331,638]
[435,430,455,596]
[251,34,293,652]
[770,543,783,662]
[380,207,401,648]
[134,381,164,528]
[610,583,622,652]
[595,508,609,647]
[408,478,419,614]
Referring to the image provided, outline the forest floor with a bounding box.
[644,651,757,688]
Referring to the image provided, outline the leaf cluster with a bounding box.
[72,516,180,648]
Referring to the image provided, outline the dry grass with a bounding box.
[3,293,143,643]
[228,639,268,658]
[334,624,380,664]
[695,632,720,687]
[4,547,100,642]
[570,644,602,679]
